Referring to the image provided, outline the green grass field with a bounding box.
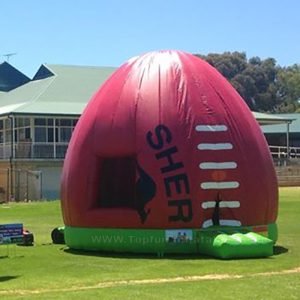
[0,187,299,299]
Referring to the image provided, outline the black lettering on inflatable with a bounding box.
[146,124,193,224]
[164,174,190,197]
[146,124,172,150]
[155,146,184,173]
[168,199,193,222]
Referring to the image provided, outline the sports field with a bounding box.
[0,187,299,299]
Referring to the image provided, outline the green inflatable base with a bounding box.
[63,223,277,259]
[198,231,273,259]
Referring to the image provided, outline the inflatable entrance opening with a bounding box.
[98,157,137,208]
[60,50,278,259]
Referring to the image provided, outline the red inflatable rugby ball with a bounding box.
[61,50,278,232]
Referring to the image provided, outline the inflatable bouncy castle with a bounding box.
[60,50,278,258]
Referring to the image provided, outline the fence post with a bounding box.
[6,168,9,203]
[40,171,43,200]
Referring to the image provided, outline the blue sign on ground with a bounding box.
[0,223,23,245]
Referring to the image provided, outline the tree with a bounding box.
[276,64,300,112]
[197,52,247,79]
[194,52,299,112]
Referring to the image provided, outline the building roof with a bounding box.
[261,113,300,133]
[0,61,30,92]
[0,63,298,129]
[0,64,116,116]
[252,112,296,125]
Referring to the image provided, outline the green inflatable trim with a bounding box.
[63,223,277,258]
[198,231,273,259]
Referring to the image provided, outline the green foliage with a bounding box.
[0,188,299,299]
[195,52,300,113]
[275,64,300,112]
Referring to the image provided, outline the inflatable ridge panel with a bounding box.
[198,231,274,259]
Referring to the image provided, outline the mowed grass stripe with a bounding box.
[1,267,299,296]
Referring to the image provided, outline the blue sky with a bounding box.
[1,0,299,78]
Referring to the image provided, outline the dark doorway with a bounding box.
[98,157,136,208]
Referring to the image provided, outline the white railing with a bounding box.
[269,145,300,159]
[0,142,68,160]
[0,142,299,161]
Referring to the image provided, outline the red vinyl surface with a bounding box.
[61,50,278,229]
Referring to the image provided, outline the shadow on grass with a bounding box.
[273,245,289,256]
[0,275,20,282]
[63,248,212,260]
[63,246,286,261]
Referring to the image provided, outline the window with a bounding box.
[33,117,55,143]
[5,130,11,142]
[0,119,12,144]
[4,119,11,128]
[34,118,46,126]
[25,128,31,139]
[48,128,54,143]
[60,128,72,142]
[0,120,4,143]
[34,127,47,142]
[56,118,78,143]
[60,119,72,126]
[16,117,30,127]
[15,117,31,142]
[31,117,78,144]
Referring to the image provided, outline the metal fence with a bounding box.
[14,169,42,201]
[276,165,300,186]
[0,168,9,203]
[0,168,42,202]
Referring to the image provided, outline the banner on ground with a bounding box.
[0,223,23,245]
